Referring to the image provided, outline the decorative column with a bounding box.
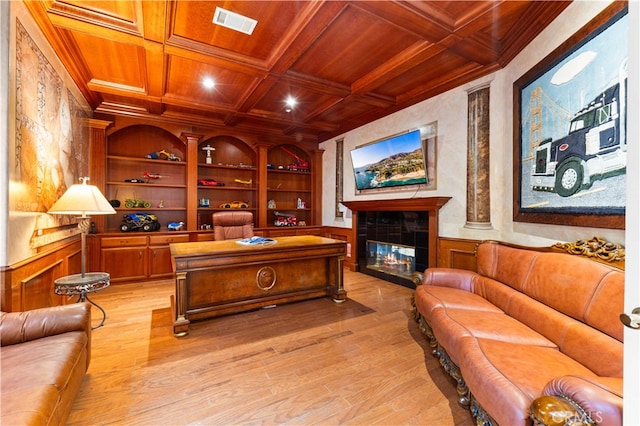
[465,83,492,230]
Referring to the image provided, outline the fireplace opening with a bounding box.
[366,240,415,280]
[357,211,428,288]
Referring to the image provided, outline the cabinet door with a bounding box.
[101,247,147,282]
[148,234,189,279]
[148,246,174,279]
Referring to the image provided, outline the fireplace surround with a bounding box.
[342,197,450,287]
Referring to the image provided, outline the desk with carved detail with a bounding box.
[169,235,347,336]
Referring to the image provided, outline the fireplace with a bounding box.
[366,240,415,280]
[342,197,451,288]
[357,210,428,287]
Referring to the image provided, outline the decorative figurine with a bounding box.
[267,199,276,209]
[202,145,216,164]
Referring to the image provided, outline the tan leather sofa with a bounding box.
[1,303,91,425]
[413,240,624,425]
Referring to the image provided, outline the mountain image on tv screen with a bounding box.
[350,129,427,191]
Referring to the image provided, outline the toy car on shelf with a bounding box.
[219,201,249,209]
[125,198,151,208]
[120,213,161,232]
[198,179,225,186]
[146,149,182,162]
[274,211,297,227]
[167,221,185,231]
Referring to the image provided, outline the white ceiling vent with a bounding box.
[213,7,257,35]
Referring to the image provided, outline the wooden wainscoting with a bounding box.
[323,226,355,271]
[1,238,82,312]
[437,237,481,271]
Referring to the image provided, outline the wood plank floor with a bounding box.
[68,270,474,425]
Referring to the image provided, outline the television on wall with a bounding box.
[350,129,427,192]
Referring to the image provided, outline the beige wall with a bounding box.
[5,1,93,265]
[320,0,626,248]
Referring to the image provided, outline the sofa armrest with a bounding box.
[413,267,477,292]
[530,375,622,426]
[0,303,91,346]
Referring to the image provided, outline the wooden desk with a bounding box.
[170,235,347,336]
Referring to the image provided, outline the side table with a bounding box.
[54,272,110,329]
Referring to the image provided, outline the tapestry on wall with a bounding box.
[14,19,90,246]
[514,5,627,229]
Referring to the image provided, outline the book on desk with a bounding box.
[236,236,276,246]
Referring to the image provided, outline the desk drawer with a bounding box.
[149,234,190,245]
[101,236,147,247]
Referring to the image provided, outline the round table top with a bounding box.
[54,272,111,295]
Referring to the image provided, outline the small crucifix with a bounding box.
[202,145,216,164]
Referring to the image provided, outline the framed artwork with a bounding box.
[513,3,627,229]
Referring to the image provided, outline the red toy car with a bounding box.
[198,179,225,186]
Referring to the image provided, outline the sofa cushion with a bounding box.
[583,271,624,342]
[457,338,598,426]
[428,307,557,365]
[0,386,59,425]
[521,253,620,323]
[560,322,623,377]
[415,285,503,318]
[476,243,540,292]
[1,332,88,393]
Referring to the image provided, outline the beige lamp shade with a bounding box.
[48,177,116,217]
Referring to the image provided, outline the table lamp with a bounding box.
[48,177,116,328]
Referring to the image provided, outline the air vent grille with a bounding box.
[213,7,257,35]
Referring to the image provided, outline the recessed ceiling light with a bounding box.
[285,96,297,112]
[203,78,215,89]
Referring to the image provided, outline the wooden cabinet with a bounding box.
[100,236,148,283]
[148,234,190,279]
[100,234,189,282]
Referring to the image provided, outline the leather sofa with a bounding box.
[412,240,624,425]
[1,303,91,425]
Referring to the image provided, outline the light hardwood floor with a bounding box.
[68,270,474,425]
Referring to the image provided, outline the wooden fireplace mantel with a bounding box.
[341,197,451,212]
[342,197,451,276]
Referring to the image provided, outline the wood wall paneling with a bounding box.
[437,237,480,271]
[1,238,82,312]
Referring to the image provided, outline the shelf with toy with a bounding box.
[107,181,186,189]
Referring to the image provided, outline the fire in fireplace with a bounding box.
[366,240,415,280]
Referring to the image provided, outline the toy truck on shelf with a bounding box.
[274,211,297,227]
[280,146,310,172]
[120,213,161,232]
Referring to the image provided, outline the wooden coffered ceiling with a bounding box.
[24,0,570,143]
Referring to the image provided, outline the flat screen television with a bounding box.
[350,129,427,192]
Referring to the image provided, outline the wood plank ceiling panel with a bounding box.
[24,0,572,144]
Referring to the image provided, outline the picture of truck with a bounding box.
[530,59,627,197]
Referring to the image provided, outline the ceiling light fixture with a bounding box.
[285,96,297,112]
[203,77,215,89]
